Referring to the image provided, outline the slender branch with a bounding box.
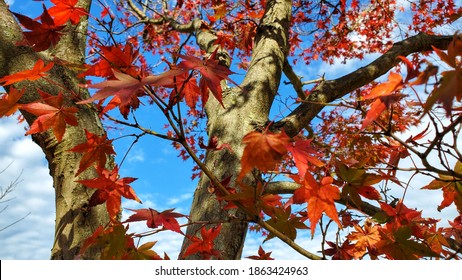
[283,58,306,99]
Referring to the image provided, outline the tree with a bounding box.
[0,0,461,260]
[0,163,29,232]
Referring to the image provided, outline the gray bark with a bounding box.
[0,0,111,259]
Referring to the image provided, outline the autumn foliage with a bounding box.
[1,0,462,260]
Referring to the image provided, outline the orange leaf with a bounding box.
[0,88,24,117]
[289,173,341,235]
[0,59,54,86]
[348,222,381,252]
[362,72,403,101]
[20,91,79,142]
[239,130,290,179]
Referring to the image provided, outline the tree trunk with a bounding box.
[0,0,111,259]
[179,0,292,259]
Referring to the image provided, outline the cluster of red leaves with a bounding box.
[327,200,451,260]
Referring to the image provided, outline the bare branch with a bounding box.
[276,33,454,137]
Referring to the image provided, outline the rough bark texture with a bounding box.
[179,0,292,259]
[0,0,111,259]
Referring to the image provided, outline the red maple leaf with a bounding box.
[124,208,187,233]
[78,69,182,107]
[182,225,222,259]
[286,138,324,177]
[81,43,140,78]
[289,173,341,235]
[11,5,66,52]
[48,0,87,25]
[176,53,237,106]
[77,166,140,220]
[156,72,202,112]
[0,88,24,117]
[246,246,275,260]
[239,130,291,180]
[69,129,116,175]
[19,90,79,142]
[0,59,54,86]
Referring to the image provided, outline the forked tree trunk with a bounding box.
[179,0,292,259]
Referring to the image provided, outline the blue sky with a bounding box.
[0,0,461,260]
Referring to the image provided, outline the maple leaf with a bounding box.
[324,240,356,260]
[222,181,282,217]
[0,88,24,117]
[48,0,87,25]
[286,138,324,178]
[81,43,140,78]
[289,173,341,235]
[422,161,462,213]
[424,68,462,116]
[0,59,54,86]
[183,225,222,259]
[378,200,423,230]
[361,72,404,130]
[424,227,450,256]
[69,129,115,175]
[246,246,275,260]
[377,225,440,259]
[19,91,79,142]
[348,221,381,253]
[239,130,290,180]
[78,69,182,107]
[79,223,158,260]
[199,136,233,152]
[124,208,187,233]
[424,34,462,116]
[132,241,162,260]
[176,52,237,107]
[77,166,140,220]
[11,5,66,52]
[264,206,308,242]
[155,72,202,111]
[337,163,382,207]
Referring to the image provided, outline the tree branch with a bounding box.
[276,33,454,137]
[264,181,382,217]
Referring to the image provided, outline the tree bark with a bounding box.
[0,0,111,259]
[179,0,292,259]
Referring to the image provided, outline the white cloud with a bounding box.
[127,148,145,163]
[0,117,54,260]
[5,0,14,6]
